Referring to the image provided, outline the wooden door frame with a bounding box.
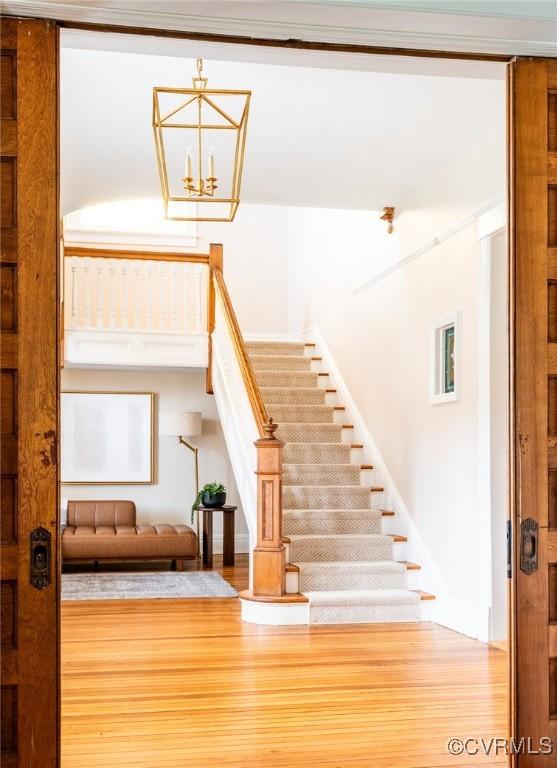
[6,10,549,764]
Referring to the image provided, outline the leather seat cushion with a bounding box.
[62,524,197,559]
[67,500,136,528]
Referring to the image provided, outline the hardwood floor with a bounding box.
[61,556,508,767]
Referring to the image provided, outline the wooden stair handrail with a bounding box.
[210,264,269,438]
[64,245,210,264]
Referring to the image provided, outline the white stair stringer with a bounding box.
[210,296,260,565]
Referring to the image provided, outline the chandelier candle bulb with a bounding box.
[209,152,215,179]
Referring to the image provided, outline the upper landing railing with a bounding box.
[63,246,209,335]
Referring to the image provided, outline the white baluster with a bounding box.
[121,263,129,330]
[195,266,203,332]
[146,263,154,332]
[171,264,179,332]
[134,263,141,331]
[70,261,78,329]
[96,261,104,330]
[184,265,193,332]
[159,262,166,332]
[83,260,91,329]
[109,263,116,330]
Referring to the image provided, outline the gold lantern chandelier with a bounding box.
[153,59,251,222]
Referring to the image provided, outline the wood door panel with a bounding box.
[0,18,59,768]
[514,58,557,766]
[550,187,557,247]
[550,93,557,153]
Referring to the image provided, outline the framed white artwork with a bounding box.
[61,391,155,484]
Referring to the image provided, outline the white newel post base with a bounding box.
[240,597,310,626]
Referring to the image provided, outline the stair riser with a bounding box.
[289,537,393,562]
[310,604,421,624]
[285,539,406,563]
[283,465,361,486]
[250,356,311,372]
[261,388,326,405]
[271,406,335,424]
[246,342,305,357]
[286,569,409,593]
[284,487,371,509]
[255,371,319,388]
[300,572,407,591]
[283,444,352,464]
[284,517,382,536]
[277,425,343,443]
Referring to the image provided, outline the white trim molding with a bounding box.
[3,1,557,58]
[64,330,208,369]
[353,195,504,295]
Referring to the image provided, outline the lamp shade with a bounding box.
[159,411,202,437]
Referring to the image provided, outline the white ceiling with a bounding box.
[60,30,505,214]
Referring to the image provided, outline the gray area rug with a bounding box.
[62,571,238,601]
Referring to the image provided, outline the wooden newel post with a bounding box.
[253,418,286,597]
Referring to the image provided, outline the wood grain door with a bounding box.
[1,17,59,768]
[513,57,557,765]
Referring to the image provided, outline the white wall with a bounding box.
[60,43,505,215]
[197,204,290,336]
[489,229,509,643]
[61,368,249,553]
[284,119,507,639]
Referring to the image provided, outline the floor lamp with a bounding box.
[159,411,203,560]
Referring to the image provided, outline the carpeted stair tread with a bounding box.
[249,354,312,371]
[260,387,326,405]
[284,463,361,486]
[276,423,343,443]
[255,370,319,388]
[270,404,335,424]
[246,341,305,356]
[284,485,371,509]
[283,443,352,464]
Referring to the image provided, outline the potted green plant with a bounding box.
[191,482,226,521]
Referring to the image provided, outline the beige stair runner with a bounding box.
[247,340,421,625]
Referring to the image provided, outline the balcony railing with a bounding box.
[62,247,210,368]
[64,248,208,334]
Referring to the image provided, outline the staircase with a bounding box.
[247,339,433,624]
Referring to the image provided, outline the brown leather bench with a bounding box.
[62,500,198,569]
